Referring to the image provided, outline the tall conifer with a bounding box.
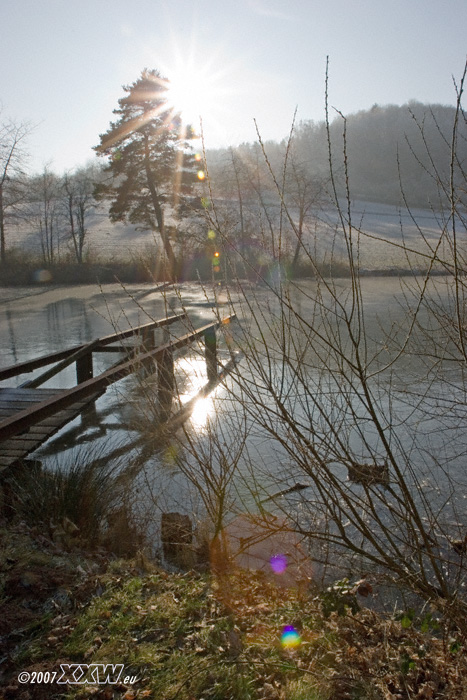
[95,69,196,280]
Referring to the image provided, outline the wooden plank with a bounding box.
[0,459,14,469]
[0,393,103,466]
[89,344,134,353]
[1,434,48,445]
[0,398,57,409]
[0,315,236,443]
[0,391,94,421]
[1,448,30,457]
[0,388,58,400]
[30,409,95,428]
[0,410,18,418]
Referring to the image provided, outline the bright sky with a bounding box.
[2,0,466,174]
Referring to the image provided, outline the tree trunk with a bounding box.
[144,135,177,281]
[291,213,304,275]
[67,193,80,264]
[0,183,5,264]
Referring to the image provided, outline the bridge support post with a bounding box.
[157,348,174,421]
[140,328,156,378]
[141,327,155,350]
[205,328,217,383]
[76,353,93,384]
[76,353,97,425]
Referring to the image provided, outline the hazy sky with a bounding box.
[2,0,466,173]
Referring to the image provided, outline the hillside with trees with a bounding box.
[206,101,467,209]
[0,100,465,281]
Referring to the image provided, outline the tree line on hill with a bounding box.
[206,100,467,209]
[1,78,465,278]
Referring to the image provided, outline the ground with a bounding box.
[0,521,466,700]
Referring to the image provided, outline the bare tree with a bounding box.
[30,166,61,265]
[0,116,32,263]
[283,153,325,274]
[61,165,99,264]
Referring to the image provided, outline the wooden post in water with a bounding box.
[76,350,97,425]
[205,327,218,383]
[76,352,93,383]
[141,327,155,351]
[140,327,156,378]
[157,347,174,421]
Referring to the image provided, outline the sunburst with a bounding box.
[158,41,237,142]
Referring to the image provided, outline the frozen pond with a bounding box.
[0,277,466,592]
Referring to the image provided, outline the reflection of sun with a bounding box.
[177,356,215,430]
[190,397,212,429]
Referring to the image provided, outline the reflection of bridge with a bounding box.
[0,313,236,471]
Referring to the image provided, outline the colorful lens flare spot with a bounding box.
[195,153,202,161]
[281,626,301,648]
[207,229,216,239]
[270,554,288,574]
[197,170,206,180]
[33,269,53,283]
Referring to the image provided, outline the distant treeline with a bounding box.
[1,101,464,283]
[206,101,467,209]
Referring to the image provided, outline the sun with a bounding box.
[167,65,216,126]
[162,48,231,135]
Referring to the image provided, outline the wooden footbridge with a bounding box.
[0,313,236,471]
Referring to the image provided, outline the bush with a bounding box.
[9,451,141,552]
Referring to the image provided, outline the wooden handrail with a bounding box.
[21,339,102,389]
[0,313,187,381]
[0,315,236,442]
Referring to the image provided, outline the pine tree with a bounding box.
[94,69,197,280]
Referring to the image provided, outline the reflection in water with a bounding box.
[190,396,213,430]
[176,355,216,430]
[5,307,18,363]
[46,297,94,347]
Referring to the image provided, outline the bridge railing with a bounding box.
[0,313,187,383]
[0,314,236,443]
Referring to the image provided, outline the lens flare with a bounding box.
[33,269,53,283]
[281,625,301,648]
[270,554,288,575]
[197,170,206,181]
